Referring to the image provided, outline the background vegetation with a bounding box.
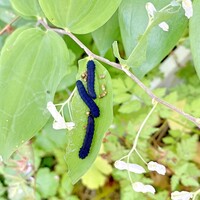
[0,0,199,200]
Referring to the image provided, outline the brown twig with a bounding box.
[0,16,20,35]
[39,20,200,128]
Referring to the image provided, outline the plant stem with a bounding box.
[126,102,157,185]
[193,189,200,200]
[0,16,20,35]
[128,102,158,159]
[39,20,200,128]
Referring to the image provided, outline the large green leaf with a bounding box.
[118,0,188,78]
[0,1,16,24]
[92,12,120,56]
[11,0,43,18]
[39,0,122,34]
[66,58,113,184]
[190,0,200,79]
[0,28,70,160]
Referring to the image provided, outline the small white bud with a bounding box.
[114,160,127,170]
[114,160,146,174]
[147,161,166,175]
[182,0,193,19]
[127,163,146,174]
[159,22,169,32]
[146,2,157,18]
[132,182,156,194]
[171,191,193,200]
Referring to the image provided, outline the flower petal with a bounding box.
[171,191,193,200]
[53,121,75,130]
[132,182,155,194]
[147,161,166,175]
[127,163,146,174]
[114,160,146,174]
[159,22,169,32]
[146,2,157,18]
[47,101,64,122]
[182,0,193,19]
[53,121,68,130]
[114,160,127,170]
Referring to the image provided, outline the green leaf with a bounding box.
[162,136,176,145]
[181,175,199,187]
[39,0,122,34]
[81,156,112,189]
[59,174,74,197]
[35,119,67,153]
[0,28,70,160]
[118,100,141,113]
[114,93,131,104]
[190,0,200,79]
[36,168,59,198]
[176,135,198,161]
[92,12,120,56]
[11,0,43,18]
[171,175,180,190]
[66,196,79,200]
[66,58,113,184]
[0,1,16,24]
[118,0,188,77]
[175,163,189,176]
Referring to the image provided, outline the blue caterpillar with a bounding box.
[79,115,95,159]
[76,80,100,118]
[87,60,96,99]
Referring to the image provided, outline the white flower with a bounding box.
[114,160,127,170]
[182,0,193,19]
[159,22,169,32]
[145,2,170,31]
[53,121,75,130]
[146,2,157,18]
[0,155,3,163]
[114,160,146,174]
[171,191,193,200]
[47,101,75,130]
[147,161,166,175]
[132,182,155,194]
[47,101,65,123]
[127,163,146,174]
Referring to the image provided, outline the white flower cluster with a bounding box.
[47,101,75,130]
[114,160,166,194]
[146,0,193,32]
[146,2,169,32]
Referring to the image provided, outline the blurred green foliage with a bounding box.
[0,0,199,200]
